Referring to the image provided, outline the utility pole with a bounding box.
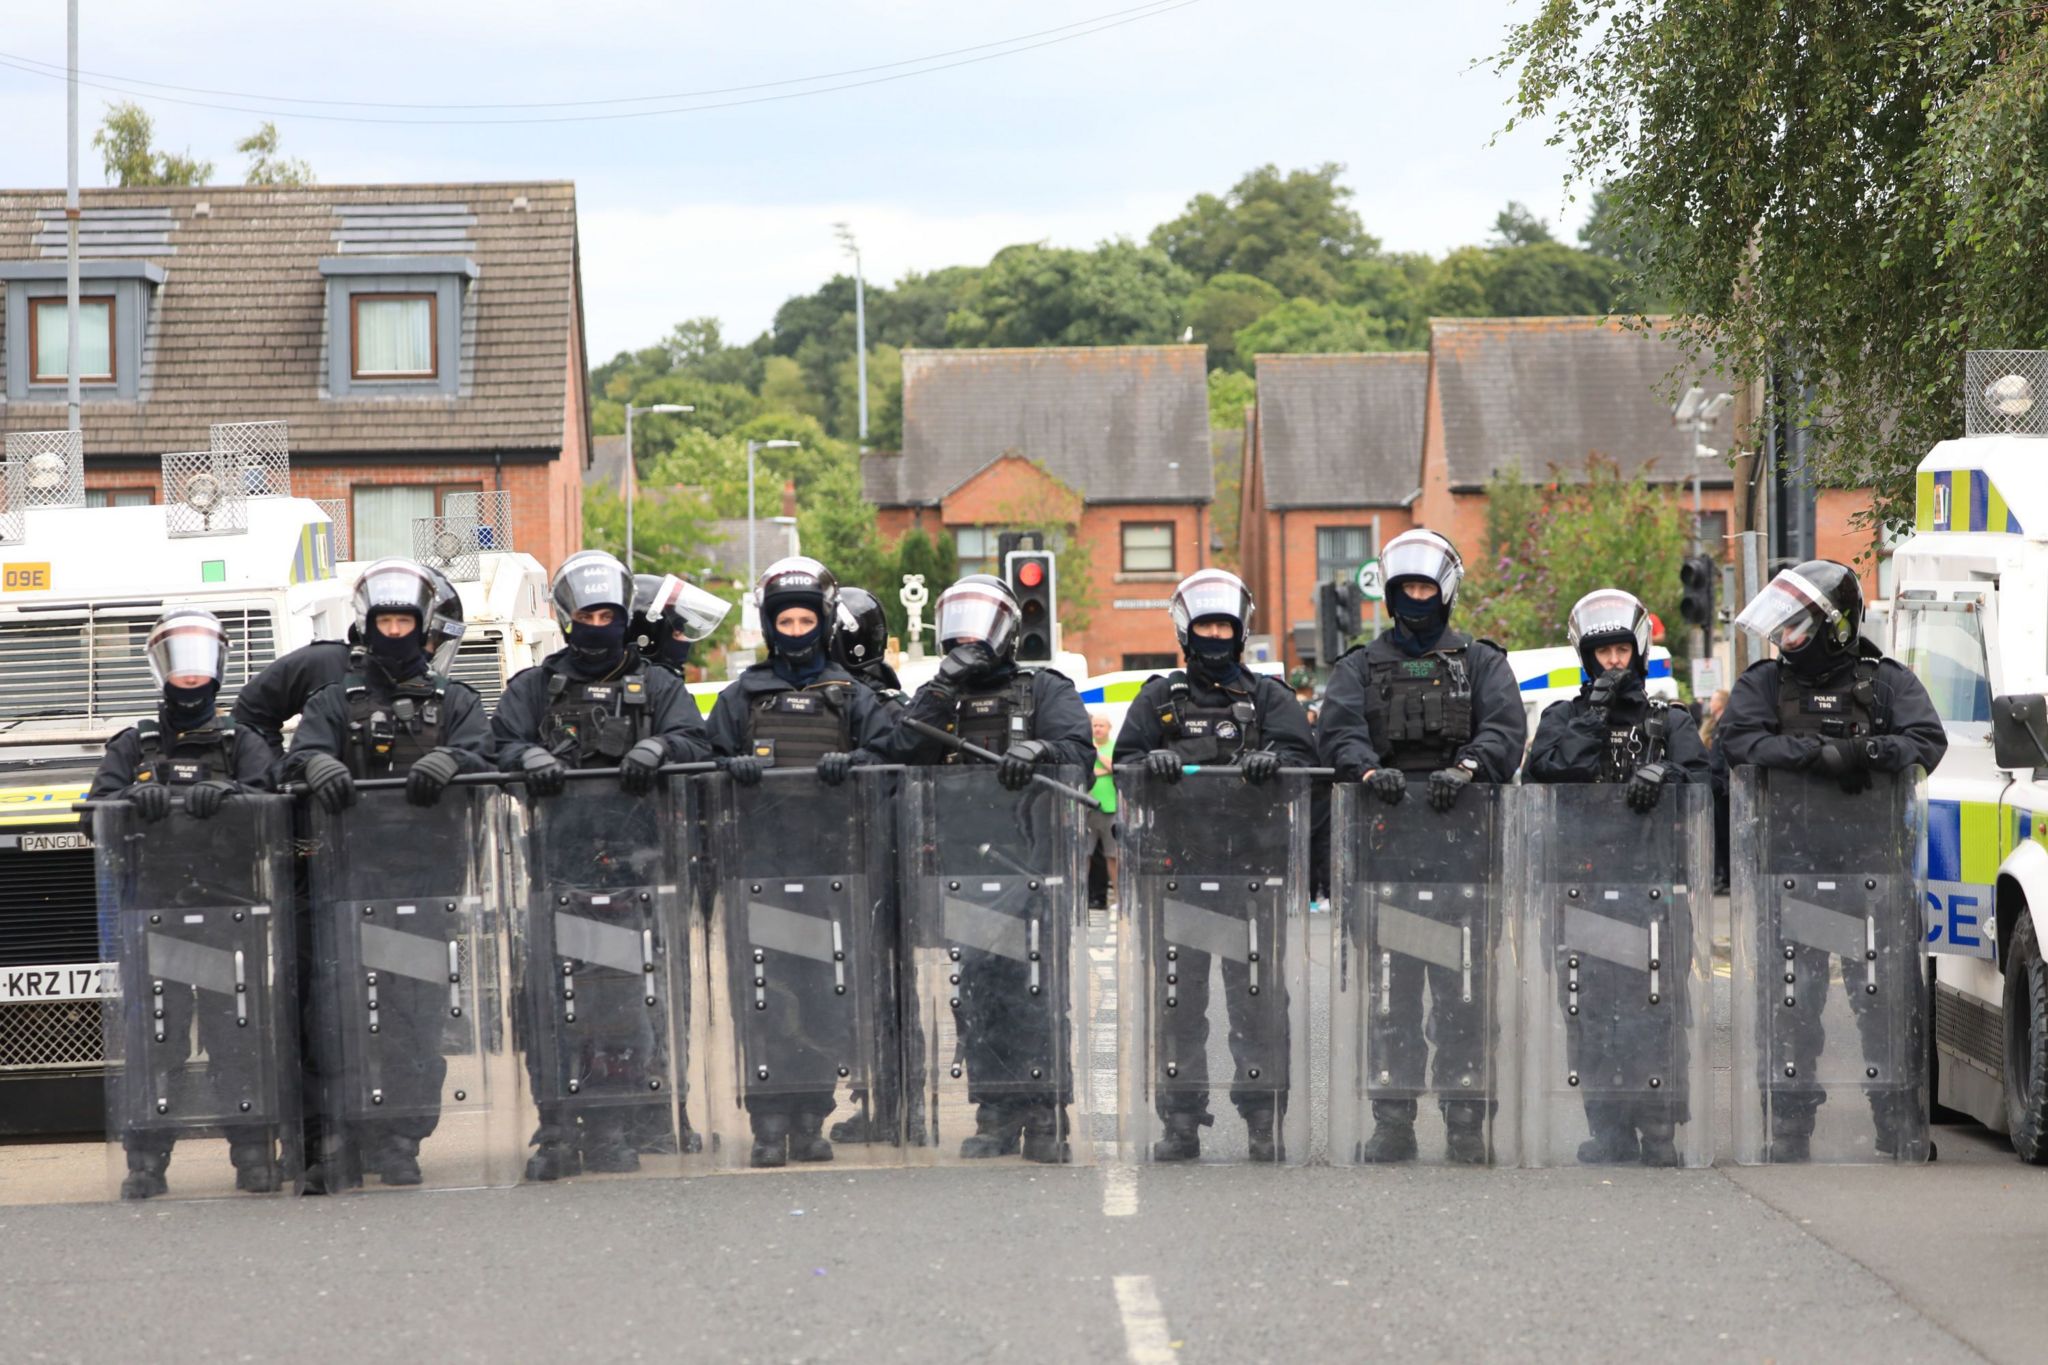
[66,0,81,433]
[835,223,868,447]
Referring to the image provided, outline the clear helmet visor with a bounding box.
[146,614,229,687]
[653,575,731,642]
[936,585,1018,653]
[353,560,439,629]
[1566,589,1651,656]
[1734,573,1839,650]
[1169,572,1254,640]
[1382,533,1463,601]
[552,552,633,621]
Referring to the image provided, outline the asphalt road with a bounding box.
[2,902,2040,1364]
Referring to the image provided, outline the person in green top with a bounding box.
[1087,711,1118,908]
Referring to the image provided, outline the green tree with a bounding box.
[1337,252,1439,348]
[581,481,717,578]
[1150,163,1380,300]
[236,121,314,187]
[1186,272,1284,370]
[1490,201,1555,247]
[1494,0,2048,528]
[1233,298,1392,356]
[1207,369,1256,429]
[92,101,211,187]
[1484,242,1618,316]
[945,240,1192,349]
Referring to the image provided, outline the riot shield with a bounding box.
[307,784,520,1191]
[1518,782,1712,1168]
[1731,766,1930,1163]
[900,765,1092,1167]
[98,796,300,1201]
[690,767,898,1171]
[1115,768,1310,1164]
[1329,782,1514,1166]
[510,776,688,1181]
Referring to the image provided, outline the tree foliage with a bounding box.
[93,102,211,187]
[236,121,314,187]
[1493,1,2048,528]
[1150,163,1379,301]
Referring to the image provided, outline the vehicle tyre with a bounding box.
[2002,913,2048,1163]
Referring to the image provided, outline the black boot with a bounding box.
[1443,1103,1488,1165]
[1768,1108,1814,1163]
[120,1149,168,1201]
[525,1123,582,1182]
[1358,1101,1417,1163]
[1243,1107,1282,1163]
[1576,1120,1641,1165]
[1021,1104,1071,1164]
[790,1113,835,1163]
[581,1115,642,1173]
[1637,1119,1679,1168]
[751,1112,791,1168]
[1151,1112,1203,1162]
[374,1135,424,1187]
[231,1141,282,1193]
[960,1101,1022,1159]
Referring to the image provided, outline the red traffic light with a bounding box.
[1016,559,1045,588]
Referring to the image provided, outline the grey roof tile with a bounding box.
[1253,352,1426,508]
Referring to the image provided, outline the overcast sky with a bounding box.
[0,1,1587,360]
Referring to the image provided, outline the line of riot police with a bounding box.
[77,523,1947,1201]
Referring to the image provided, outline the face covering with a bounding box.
[770,622,827,686]
[366,622,429,681]
[1780,631,1845,682]
[1186,632,1243,683]
[657,632,694,668]
[162,680,220,732]
[567,617,629,674]
[1390,589,1447,655]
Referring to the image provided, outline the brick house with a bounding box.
[1238,352,1427,669]
[0,182,590,569]
[863,345,1213,672]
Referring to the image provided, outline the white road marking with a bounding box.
[1102,1162,1138,1217]
[1113,1274,1175,1364]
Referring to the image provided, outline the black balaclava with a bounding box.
[1185,619,1246,686]
[365,610,430,682]
[566,612,629,678]
[1781,631,1852,684]
[161,680,220,733]
[1389,581,1449,656]
[764,591,828,687]
[656,628,694,670]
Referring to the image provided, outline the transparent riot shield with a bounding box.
[1731,766,1930,1164]
[1330,782,1514,1166]
[1518,783,1712,1168]
[98,796,300,1201]
[307,784,519,1191]
[510,776,688,1182]
[901,765,1092,1167]
[690,767,898,1171]
[1115,768,1311,1164]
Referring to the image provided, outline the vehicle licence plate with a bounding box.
[0,963,114,1003]
[17,831,91,852]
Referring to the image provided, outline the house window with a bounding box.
[351,482,482,561]
[1315,525,1372,587]
[86,488,153,508]
[351,294,438,379]
[954,526,998,577]
[1121,522,1175,574]
[29,296,115,384]
[1697,511,1730,559]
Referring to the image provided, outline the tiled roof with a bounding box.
[0,182,581,457]
[589,433,629,495]
[1430,317,1731,488]
[1254,352,1426,508]
[873,345,1213,507]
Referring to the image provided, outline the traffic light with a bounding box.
[1006,548,1057,664]
[1317,580,1363,666]
[998,530,1044,562]
[1679,554,1717,627]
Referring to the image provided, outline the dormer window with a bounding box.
[30,296,116,383]
[350,293,437,380]
[320,255,475,398]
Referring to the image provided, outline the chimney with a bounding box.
[781,478,798,519]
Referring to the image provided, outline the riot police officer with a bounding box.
[631,571,731,677]
[281,559,494,1187]
[491,550,713,1180]
[894,574,1094,1162]
[1315,528,1527,1163]
[832,585,903,694]
[1722,559,1946,1160]
[1525,588,1711,1165]
[1114,568,1317,1161]
[706,558,898,1167]
[89,607,279,1198]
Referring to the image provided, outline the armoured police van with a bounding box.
[1887,351,2048,1161]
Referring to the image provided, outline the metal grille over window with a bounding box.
[314,498,351,560]
[0,605,275,729]
[0,1000,105,1070]
[210,419,291,498]
[1965,351,2048,438]
[0,461,23,547]
[443,489,512,552]
[4,429,86,510]
[412,515,481,582]
[450,628,507,708]
[161,449,249,539]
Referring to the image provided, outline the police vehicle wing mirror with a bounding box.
[1991,694,2048,774]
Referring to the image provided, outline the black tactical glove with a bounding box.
[303,752,357,815]
[725,754,764,787]
[520,747,567,798]
[1240,750,1281,785]
[1624,761,1670,814]
[1364,767,1408,806]
[1427,764,1473,812]
[1586,668,1627,721]
[934,642,996,694]
[997,739,1047,792]
[619,737,667,795]
[1144,749,1184,783]
[1817,738,1873,794]
[125,781,172,824]
[816,751,858,786]
[183,779,235,820]
[1862,735,1918,775]
[406,748,463,808]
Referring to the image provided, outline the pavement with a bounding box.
[1,900,2041,1364]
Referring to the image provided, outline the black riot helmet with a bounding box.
[1566,588,1652,679]
[757,556,838,666]
[1736,559,1863,679]
[833,586,891,677]
[934,574,1022,663]
[631,572,730,665]
[352,557,465,676]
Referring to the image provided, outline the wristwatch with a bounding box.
[1457,757,1480,777]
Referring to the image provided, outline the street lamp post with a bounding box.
[623,402,692,571]
[835,223,868,447]
[1673,385,1734,555]
[746,439,802,640]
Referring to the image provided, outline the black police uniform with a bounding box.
[1315,625,1527,1142]
[90,710,278,1186]
[283,656,494,1173]
[1114,664,1317,1139]
[1526,669,1711,1161]
[1719,637,1946,1147]
[230,639,352,759]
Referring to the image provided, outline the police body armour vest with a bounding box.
[1598,701,1670,784]
[134,717,237,787]
[341,668,448,778]
[1776,657,1886,742]
[1366,647,1475,773]
[747,682,853,768]
[946,673,1038,760]
[543,665,652,764]
[1155,671,1262,765]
